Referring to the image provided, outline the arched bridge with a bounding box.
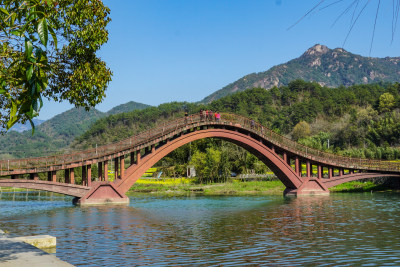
[1,113,400,205]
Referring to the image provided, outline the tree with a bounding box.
[379,93,395,113]
[292,121,311,141]
[0,0,112,131]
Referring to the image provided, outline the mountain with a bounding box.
[201,44,400,103]
[106,101,151,115]
[0,108,104,159]
[8,119,46,133]
[72,81,400,161]
[0,101,151,159]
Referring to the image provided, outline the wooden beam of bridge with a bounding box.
[0,179,90,197]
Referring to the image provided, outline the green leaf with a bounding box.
[0,89,6,94]
[10,30,23,37]
[7,101,19,130]
[37,18,48,47]
[26,65,33,80]
[32,99,38,112]
[28,118,35,135]
[25,39,33,58]
[48,26,57,49]
[0,8,9,16]
[39,96,43,109]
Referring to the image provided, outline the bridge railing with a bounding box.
[0,112,399,173]
[220,113,399,171]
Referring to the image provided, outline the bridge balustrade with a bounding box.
[0,112,399,176]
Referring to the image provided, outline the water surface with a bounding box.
[1,191,400,266]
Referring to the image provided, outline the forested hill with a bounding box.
[0,101,151,159]
[73,80,400,160]
[201,44,400,103]
[106,101,151,115]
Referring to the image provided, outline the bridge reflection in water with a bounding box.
[1,113,399,205]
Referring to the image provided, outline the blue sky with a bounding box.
[38,0,400,120]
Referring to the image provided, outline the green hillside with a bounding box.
[72,102,195,149]
[0,100,151,159]
[0,108,104,159]
[201,44,400,103]
[73,80,400,159]
[106,101,151,115]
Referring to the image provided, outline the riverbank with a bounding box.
[0,232,73,267]
[127,179,397,196]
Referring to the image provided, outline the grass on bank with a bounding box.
[129,178,285,195]
[128,178,394,196]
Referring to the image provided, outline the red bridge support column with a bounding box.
[64,168,74,184]
[82,166,87,186]
[70,168,75,184]
[295,157,300,175]
[104,160,108,182]
[76,181,129,206]
[328,167,333,178]
[32,173,38,180]
[65,169,70,183]
[317,165,322,179]
[98,162,103,181]
[130,152,135,166]
[306,161,311,177]
[48,171,56,182]
[87,165,92,186]
[114,158,119,180]
[120,156,125,179]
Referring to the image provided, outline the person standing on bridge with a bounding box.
[216,112,221,122]
[208,110,213,121]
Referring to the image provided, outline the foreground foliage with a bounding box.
[0,0,112,130]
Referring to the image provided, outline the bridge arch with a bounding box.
[116,128,304,194]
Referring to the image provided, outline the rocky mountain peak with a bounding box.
[201,44,400,103]
[304,44,329,56]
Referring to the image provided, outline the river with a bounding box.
[0,191,400,266]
